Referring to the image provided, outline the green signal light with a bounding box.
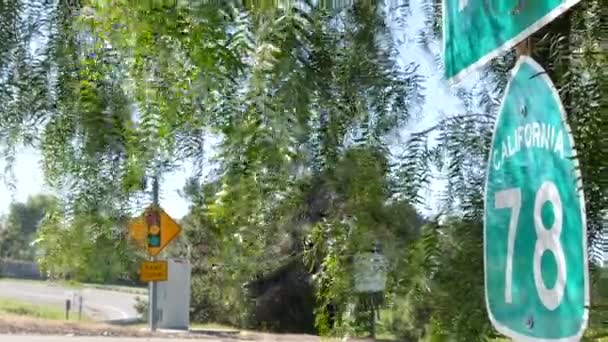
[148,235,161,248]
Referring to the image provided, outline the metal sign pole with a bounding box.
[149,174,159,332]
[370,305,376,339]
[78,295,83,320]
[65,299,70,320]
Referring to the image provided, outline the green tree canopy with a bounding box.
[0,194,58,261]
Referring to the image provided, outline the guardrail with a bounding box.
[0,258,46,280]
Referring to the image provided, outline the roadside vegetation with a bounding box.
[0,298,68,321]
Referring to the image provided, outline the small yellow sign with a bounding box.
[139,261,168,282]
[128,216,146,248]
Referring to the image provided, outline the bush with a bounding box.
[243,259,316,333]
[379,297,429,341]
[189,270,255,328]
[134,296,148,319]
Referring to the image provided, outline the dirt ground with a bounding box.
[0,314,207,339]
[0,314,376,342]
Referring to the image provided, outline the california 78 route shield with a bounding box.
[484,56,588,341]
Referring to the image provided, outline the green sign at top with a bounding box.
[484,56,588,341]
[443,0,581,83]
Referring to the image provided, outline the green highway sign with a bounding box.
[443,0,581,82]
[484,56,588,341]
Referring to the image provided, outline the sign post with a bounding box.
[65,298,71,320]
[443,0,581,82]
[149,175,160,332]
[128,175,182,331]
[484,56,588,341]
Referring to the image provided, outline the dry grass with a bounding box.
[0,314,236,339]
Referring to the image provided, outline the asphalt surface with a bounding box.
[0,279,143,322]
[0,337,209,342]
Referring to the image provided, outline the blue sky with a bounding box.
[0,147,196,219]
[0,0,484,220]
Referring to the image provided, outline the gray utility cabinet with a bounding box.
[157,258,192,330]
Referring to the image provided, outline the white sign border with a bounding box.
[482,55,589,342]
[443,0,582,84]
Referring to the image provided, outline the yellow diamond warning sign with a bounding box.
[128,205,182,257]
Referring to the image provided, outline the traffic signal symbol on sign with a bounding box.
[146,211,161,248]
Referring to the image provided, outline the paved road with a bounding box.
[0,334,333,342]
[0,279,143,322]
[1,337,213,342]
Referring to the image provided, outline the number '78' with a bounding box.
[494,181,566,311]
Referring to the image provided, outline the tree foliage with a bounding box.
[34,208,142,283]
[0,194,57,261]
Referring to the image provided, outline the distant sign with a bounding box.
[129,216,146,248]
[484,56,588,341]
[140,260,168,282]
[443,0,581,82]
[129,205,182,257]
[353,252,387,293]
